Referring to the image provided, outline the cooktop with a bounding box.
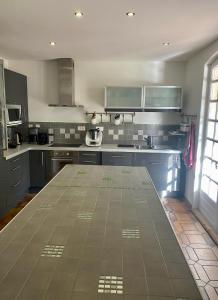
[49,143,82,147]
[117,144,135,148]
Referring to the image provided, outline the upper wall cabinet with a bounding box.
[4,69,28,122]
[105,86,143,112]
[143,86,182,111]
[104,86,182,112]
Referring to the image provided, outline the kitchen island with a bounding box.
[0,165,202,299]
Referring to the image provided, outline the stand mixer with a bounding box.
[85,128,103,147]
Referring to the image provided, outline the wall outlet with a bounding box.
[77,126,86,131]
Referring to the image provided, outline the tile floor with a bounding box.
[163,198,218,300]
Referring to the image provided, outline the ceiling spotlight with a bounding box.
[162,42,170,46]
[75,11,84,18]
[49,41,56,46]
[126,12,135,17]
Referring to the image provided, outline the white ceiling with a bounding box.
[0,0,218,61]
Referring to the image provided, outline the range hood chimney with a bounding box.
[48,58,83,108]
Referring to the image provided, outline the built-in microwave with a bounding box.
[6,104,22,126]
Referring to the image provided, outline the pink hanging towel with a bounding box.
[183,121,195,168]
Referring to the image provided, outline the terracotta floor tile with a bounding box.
[203,266,218,281]
[186,246,198,261]
[198,260,218,267]
[187,234,207,244]
[209,281,218,288]
[212,247,218,259]
[195,249,218,261]
[194,263,210,283]
[162,197,218,300]
[205,284,218,300]
[175,213,193,221]
[181,223,198,231]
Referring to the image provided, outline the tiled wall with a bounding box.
[27,122,184,149]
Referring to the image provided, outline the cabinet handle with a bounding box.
[83,160,96,163]
[150,162,161,165]
[111,155,127,158]
[12,180,21,188]
[41,152,44,166]
[11,165,21,172]
[12,157,21,163]
[82,153,96,156]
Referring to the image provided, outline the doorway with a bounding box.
[199,60,218,232]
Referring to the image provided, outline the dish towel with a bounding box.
[183,121,195,168]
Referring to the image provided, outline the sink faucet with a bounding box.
[144,135,154,149]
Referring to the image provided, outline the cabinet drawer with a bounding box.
[7,177,26,209]
[8,155,23,169]
[134,153,171,166]
[79,152,101,165]
[102,152,133,166]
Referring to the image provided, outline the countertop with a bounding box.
[0,165,202,299]
[3,143,182,160]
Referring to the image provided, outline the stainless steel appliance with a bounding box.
[49,150,79,177]
[85,128,103,147]
[6,104,22,126]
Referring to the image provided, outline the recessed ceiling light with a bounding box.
[49,41,56,46]
[126,12,135,17]
[162,42,170,46]
[75,11,84,18]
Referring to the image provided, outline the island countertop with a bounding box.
[0,165,202,299]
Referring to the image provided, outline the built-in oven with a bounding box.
[6,104,22,126]
[49,151,79,177]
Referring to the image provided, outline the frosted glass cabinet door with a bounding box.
[144,86,182,110]
[105,87,143,111]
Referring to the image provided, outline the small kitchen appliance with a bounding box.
[38,132,48,145]
[28,127,39,144]
[6,104,22,126]
[85,128,103,147]
[7,127,23,148]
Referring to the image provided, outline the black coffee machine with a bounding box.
[28,127,39,144]
[28,127,48,145]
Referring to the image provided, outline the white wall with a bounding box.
[184,39,218,205]
[6,59,185,124]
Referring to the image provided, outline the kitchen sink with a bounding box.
[134,145,150,150]
[151,145,171,150]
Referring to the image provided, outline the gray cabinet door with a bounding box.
[4,68,28,122]
[7,152,30,209]
[29,151,47,187]
[105,86,143,111]
[144,86,182,111]
[79,151,101,165]
[0,152,30,215]
[134,153,181,195]
[102,152,133,166]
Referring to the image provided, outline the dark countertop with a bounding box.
[0,165,202,299]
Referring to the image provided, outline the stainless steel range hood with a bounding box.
[48,58,83,108]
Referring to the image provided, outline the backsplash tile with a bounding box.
[27,122,183,149]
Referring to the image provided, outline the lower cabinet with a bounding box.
[102,152,133,166]
[134,153,183,196]
[29,150,48,188]
[79,151,101,165]
[0,152,30,217]
[0,149,184,219]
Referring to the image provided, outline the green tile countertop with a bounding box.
[0,165,202,299]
